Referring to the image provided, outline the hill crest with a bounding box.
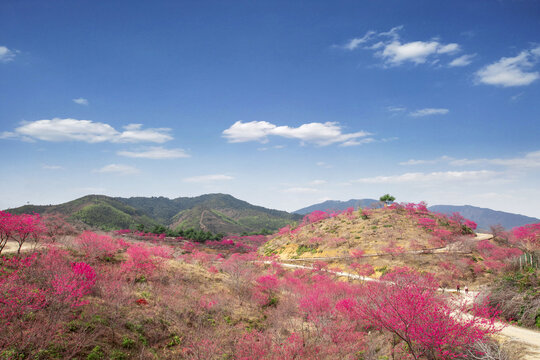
[6,193,301,234]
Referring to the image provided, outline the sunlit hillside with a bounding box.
[1,205,538,359]
[262,203,529,288]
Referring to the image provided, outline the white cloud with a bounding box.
[282,187,319,194]
[437,43,460,54]
[510,92,524,102]
[0,46,16,63]
[399,155,452,166]
[381,137,398,143]
[94,164,139,175]
[340,137,375,147]
[4,118,173,143]
[378,25,403,41]
[342,30,376,50]
[116,124,172,143]
[183,174,234,183]
[42,164,64,170]
[0,131,17,139]
[452,150,540,168]
[271,122,371,146]
[387,106,406,112]
[380,40,460,65]
[342,26,460,66]
[257,144,286,151]
[449,54,476,67]
[475,46,540,87]
[340,26,461,67]
[117,147,189,159]
[73,98,89,105]
[316,162,333,168]
[309,180,327,185]
[223,121,371,146]
[400,150,540,169]
[409,108,449,117]
[354,170,496,184]
[222,121,276,143]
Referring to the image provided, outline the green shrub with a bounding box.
[135,275,147,283]
[263,296,279,308]
[110,350,128,360]
[296,245,317,256]
[121,337,135,349]
[0,349,23,360]
[67,319,82,332]
[87,346,104,360]
[167,334,182,348]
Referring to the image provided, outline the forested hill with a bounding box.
[7,193,301,234]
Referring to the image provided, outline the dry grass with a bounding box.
[262,208,498,287]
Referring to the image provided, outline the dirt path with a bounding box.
[474,233,494,241]
[1,240,40,255]
[268,261,540,358]
[199,210,209,232]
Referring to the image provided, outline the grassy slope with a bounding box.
[262,207,501,287]
[264,208,436,257]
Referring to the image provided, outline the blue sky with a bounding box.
[1,0,540,217]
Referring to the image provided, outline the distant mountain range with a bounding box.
[7,194,302,235]
[8,194,538,235]
[295,199,539,230]
[294,199,381,215]
[428,205,540,231]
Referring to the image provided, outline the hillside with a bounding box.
[7,193,302,234]
[6,195,157,231]
[294,198,381,215]
[296,199,539,231]
[2,226,519,359]
[262,204,523,288]
[429,204,540,231]
[162,194,302,234]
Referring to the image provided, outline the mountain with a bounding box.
[120,193,302,234]
[294,198,381,215]
[7,193,302,234]
[428,205,539,231]
[7,195,159,231]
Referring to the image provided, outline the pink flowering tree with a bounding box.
[336,267,501,359]
[51,261,97,307]
[12,213,45,254]
[512,223,540,251]
[75,231,122,260]
[0,211,14,254]
[252,274,280,306]
[0,254,48,321]
[42,213,75,243]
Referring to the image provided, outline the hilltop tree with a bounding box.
[379,194,396,206]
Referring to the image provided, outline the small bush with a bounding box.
[110,350,129,360]
[296,245,316,256]
[122,336,135,349]
[86,346,103,360]
[167,334,182,348]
